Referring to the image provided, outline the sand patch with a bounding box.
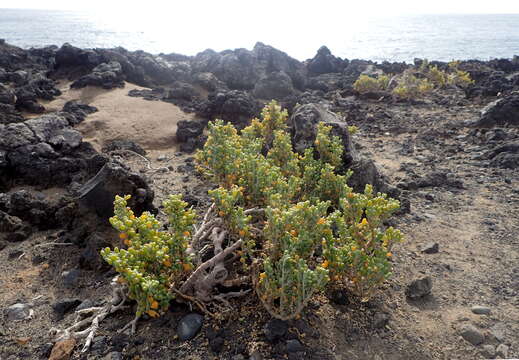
[44,82,197,151]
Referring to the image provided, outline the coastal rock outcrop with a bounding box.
[253,71,295,100]
[55,43,102,69]
[191,42,306,91]
[472,92,519,127]
[71,61,125,89]
[198,90,261,128]
[307,46,347,75]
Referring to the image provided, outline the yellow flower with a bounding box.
[386,252,392,258]
[259,272,267,280]
[351,246,357,251]
[182,263,193,272]
[317,218,326,225]
[321,260,329,269]
[150,300,159,310]
[147,310,159,318]
[119,233,127,240]
[360,218,368,226]
[183,231,190,237]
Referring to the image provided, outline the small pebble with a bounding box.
[421,242,439,254]
[6,303,32,321]
[286,339,304,353]
[471,305,491,315]
[460,324,484,346]
[177,313,204,341]
[496,344,509,358]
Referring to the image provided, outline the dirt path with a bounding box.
[341,99,519,359]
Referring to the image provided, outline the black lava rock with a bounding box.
[406,277,433,299]
[52,298,81,319]
[263,319,288,343]
[177,313,204,341]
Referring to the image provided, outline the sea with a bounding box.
[1,8,518,63]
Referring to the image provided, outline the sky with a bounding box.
[3,0,519,15]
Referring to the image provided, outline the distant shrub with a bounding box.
[426,65,448,87]
[353,74,391,93]
[392,70,434,99]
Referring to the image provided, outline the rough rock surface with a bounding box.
[77,160,155,218]
[199,90,260,128]
[71,61,125,89]
[307,46,347,75]
[472,93,519,127]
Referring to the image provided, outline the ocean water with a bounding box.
[0,8,518,63]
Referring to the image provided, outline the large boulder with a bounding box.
[0,112,100,187]
[193,72,227,92]
[485,142,519,169]
[77,160,155,218]
[25,114,70,142]
[288,103,400,197]
[71,61,125,89]
[192,42,306,91]
[0,122,37,149]
[288,103,354,166]
[472,93,519,127]
[199,90,260,128]
[167,81,198,101]
[305,73,345,92]
[307,46,347,76]
[10,72,60,113]
[128,51,175,85]
[176,120,205,142]
[252,42,306,90]
[55,43,102,69]
[253,71,295,100]
[62,100,98,125]
[0,84,16,105]
[466,71,513,98]
[0,104,24,124]
[96,48,147,86]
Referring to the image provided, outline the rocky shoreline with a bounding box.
[1,39,518,359]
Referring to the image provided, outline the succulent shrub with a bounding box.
[353,74,391,93]
[101,195,195,318]
[198,101,403,318]
[392,70,434,99]
[103,101,403,321]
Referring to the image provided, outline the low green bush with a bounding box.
[103,101,403,320]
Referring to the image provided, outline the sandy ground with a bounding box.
[43,82,197,151]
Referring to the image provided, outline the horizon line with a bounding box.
[2,7,519,16]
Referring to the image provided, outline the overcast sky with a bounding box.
[4,0,519,14]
